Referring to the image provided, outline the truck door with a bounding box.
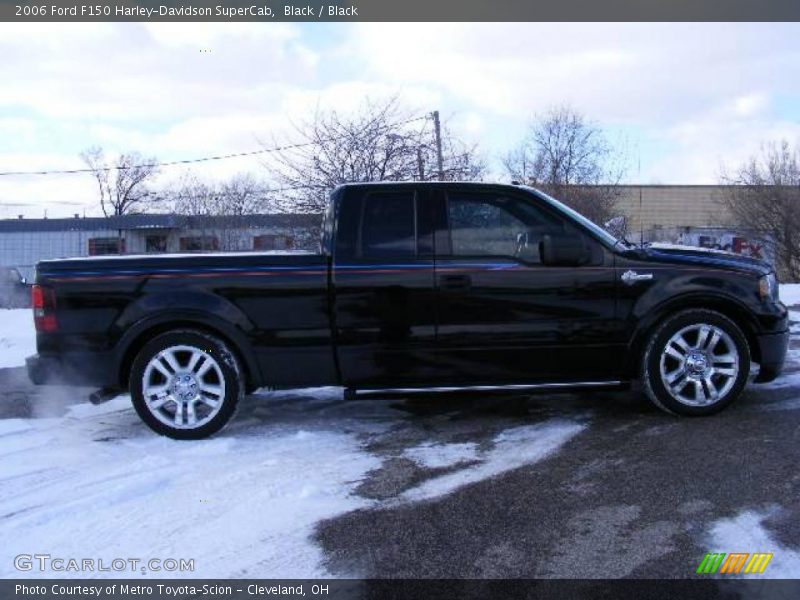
[332,186,439,387]
[433,187,622,384]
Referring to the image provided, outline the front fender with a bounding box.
[629,270,761,323]
[621,271,764,376]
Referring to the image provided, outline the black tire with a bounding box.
[130,329,243,439]
[641,309,750,416]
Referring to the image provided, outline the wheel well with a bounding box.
[627,298,761,378]
[118,321,256,391]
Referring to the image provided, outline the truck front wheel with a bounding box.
[130,330,243,439]
[642,309,750,416]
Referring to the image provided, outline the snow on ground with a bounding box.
[0,309,35,368]
[780,283,800,307]
[400,421,586,503]
[0,418,32,436]
[402,441,479,469]
[0,394,386,579]
[0,388,589,578]
[757,286,800,407]
[707,510,800,578]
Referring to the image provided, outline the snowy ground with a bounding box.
[0,309,34,369]
[780,283,800,308]
[1,288,800,579]
[0,386,585,579]
[0,390,383,578]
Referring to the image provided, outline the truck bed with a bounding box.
[33,250,334,390]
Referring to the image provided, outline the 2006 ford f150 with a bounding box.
[26,182,789,439]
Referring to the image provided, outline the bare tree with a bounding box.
[80,147,159,216]
[503,106,625,225]
[168,173,218,217]
[427,120,486,183]
[214,174,275,250]
[265,97,484,213]
[166,173,278,252]
[216,173,271,216]
[720,140,800,280]
[168,173,271,217]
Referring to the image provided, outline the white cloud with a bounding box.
[347,23,800,184]
[641,100,800,183]
[143,22,299,47]
[348,23,800,124]
[0,23,318,121]
[734,93,770,118]
[1,23,800,215]
[0,23,326,215]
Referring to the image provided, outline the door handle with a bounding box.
[440,274,471,291]
[620,270,654,285]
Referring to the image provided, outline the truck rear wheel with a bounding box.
[642,309,750,416]
[130,330,243,439]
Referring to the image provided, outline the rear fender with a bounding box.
[112,290,261,388]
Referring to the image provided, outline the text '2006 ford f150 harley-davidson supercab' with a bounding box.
[26,182,788,439]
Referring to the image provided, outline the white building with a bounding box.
[0,213,321,280]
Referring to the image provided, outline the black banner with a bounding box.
[3,580,800,600]
[2,0,800,22]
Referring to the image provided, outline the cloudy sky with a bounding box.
[1,22,799,218]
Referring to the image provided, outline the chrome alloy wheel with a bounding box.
[141,345,226,429]
[658,323,739,407]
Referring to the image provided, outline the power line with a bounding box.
[0,115,430,178]
[0,144,310,178]
[150,183,325,202]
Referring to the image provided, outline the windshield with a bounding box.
[521,186,620,248]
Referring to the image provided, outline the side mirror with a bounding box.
[20,277,27,285]
[540,234,589,266]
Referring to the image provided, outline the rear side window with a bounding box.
[361,192,416,258]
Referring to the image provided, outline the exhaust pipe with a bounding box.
[89,387,121,405]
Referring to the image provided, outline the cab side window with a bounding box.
[446,192,564,262]
[361,192,416,258]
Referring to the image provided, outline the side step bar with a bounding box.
[346,380,625,400]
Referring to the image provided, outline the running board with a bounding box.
[346,380,625,399]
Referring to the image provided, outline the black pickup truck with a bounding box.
[27,182,789,439]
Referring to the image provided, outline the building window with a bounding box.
[180,236,218,252]
[88,237,125,256]
[146,235,168,253]
[253,234,294,250]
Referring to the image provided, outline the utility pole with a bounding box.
[431,110,444,181]
[638,155,644,246]
[416,147,425,181]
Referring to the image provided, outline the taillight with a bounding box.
[32,284,58,333]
